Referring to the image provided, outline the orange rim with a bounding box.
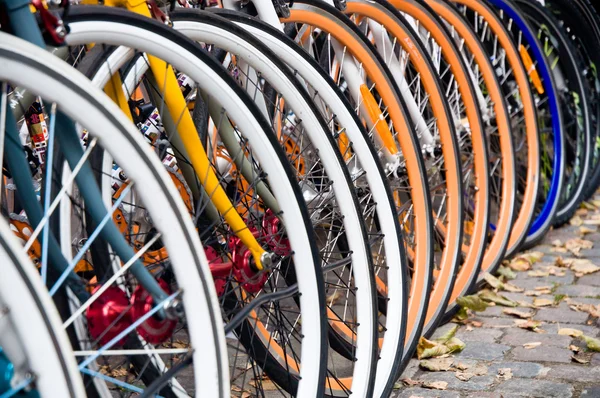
[283,5,431,351]
[449,0,539,255]
[392,0,514,297]
[344,1,464,329]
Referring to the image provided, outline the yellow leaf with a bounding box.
[533,298,553,307]
[479,289,518,307]
[457,295,488,312]
[558,328,583,337]
[582,335,600,352]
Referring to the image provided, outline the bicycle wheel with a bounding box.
[77,28,376,398]
[485,0,565,247]
[514,0,592,227]
[0,29,231,396]
[0,218,85,398]
[281,0,436,366]
[61,5,336,396]
[341,0,476,342]
[449,0,540,257]
[172,8,411,396]
[544,0,600,202]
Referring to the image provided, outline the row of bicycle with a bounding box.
[0,0,596,396]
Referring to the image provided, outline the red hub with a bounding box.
[229,227,268,294]
[262,209,291,256]
[86,285,131,347]
[130,279,177,345]
[206,246,232,296]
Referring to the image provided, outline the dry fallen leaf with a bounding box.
[523,342,542,349]
[570,260,600,275]
[497,265,517,280]
[508,258,532,272]
[569,344,581,352]
[525,290,547,296]
[484,273,504,289]
[555,257,570,267]
[579,226,598,236]
[503,308,533,319]
[569,303,600,317]
[419,358,454,372]
[479,289,518,307]
[422,381,448,390]
[552,239,563,247]
[497,368,513,380]
[457,295,488,312]
[400,378,422,387]
[515,319,543,332]
[565,238,594,256]
[503,282,525,293]
[517,300,537,308]
[533,298,554,307]
[584,219,600,225]
[455,364,488,382]
[535,285,553,291]
[570,215,584,226]
[581,201,598,211]
[572,354,591,364]
[552,246,569,254]
[559,328,584,337]
[416,326,466,359]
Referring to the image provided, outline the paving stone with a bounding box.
[419,372,495,391]
[542,323,599,336]
[545,365,600,382]
[512,278,560,291]
[391,387,460,398]
[534,307,590,324]
[465,393,503,398]
[476,306,506,317]
[455,327,503,343]
[577,273,600,287]
[564,297,600,305]
[454,341,510,361]
[510,346,572,363]
[487,361,543,378]
[555,285,600,297]
[592,353,600,366]
[513,274,575,288]
[501,329,572,348]
[581,386,600,397]
[495,378,573,397]
[473,316,518,329]
[399,359,420,380]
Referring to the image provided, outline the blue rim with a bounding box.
[486,0,563,236]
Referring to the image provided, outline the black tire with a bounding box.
[515,0,593,227]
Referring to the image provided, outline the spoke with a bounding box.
[24,138,98,253]
[40,103,58,285]
[49,182,134,296]
[62,231,161,328]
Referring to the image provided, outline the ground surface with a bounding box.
[392,217,600,398]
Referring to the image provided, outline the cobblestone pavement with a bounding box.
[391,220,600,398]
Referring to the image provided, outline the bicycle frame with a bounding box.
[82,0,272,271]
[1,0,168,303]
